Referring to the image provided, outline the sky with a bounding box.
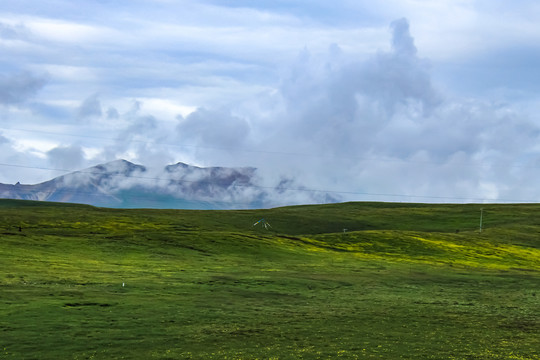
[2,0,540,204]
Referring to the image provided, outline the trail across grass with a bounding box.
[0,200,539,359]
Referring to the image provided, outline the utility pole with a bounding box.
[479,208,484,233]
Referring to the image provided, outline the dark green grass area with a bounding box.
[0,199,539,359]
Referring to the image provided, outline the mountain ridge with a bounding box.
[0,160,332,209]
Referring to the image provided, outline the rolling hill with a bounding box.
[0,200,539,359]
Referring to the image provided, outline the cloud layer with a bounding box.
[169,17,540,203]
[2,1,540,205]
[0,72,47,105]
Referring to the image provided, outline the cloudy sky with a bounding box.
[2,0,540,204]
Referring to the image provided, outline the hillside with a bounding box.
[0,200,539,359]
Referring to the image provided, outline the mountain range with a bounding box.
[0,160,337,209]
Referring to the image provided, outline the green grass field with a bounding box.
[1,199,539,359]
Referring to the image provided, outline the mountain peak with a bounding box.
[0,159,336,209]
[165,162,192,171]
[90,159,146,174]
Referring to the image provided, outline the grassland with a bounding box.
[0,199,539,359]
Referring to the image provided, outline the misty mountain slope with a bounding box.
[0,160,333,209]
[0,160,143,206]
[164,162,256,197]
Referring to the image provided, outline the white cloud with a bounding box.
[47,144,84,169]
[135,98,196,121]
[77,93,102,119]
[0,71,47,105]
[2,0,540,205]
[162,16,540,203]
[177,107,250,149]
[31,64,97,83]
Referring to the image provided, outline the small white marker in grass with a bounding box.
[122,282,125,287]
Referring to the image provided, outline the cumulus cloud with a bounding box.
[248,18,441,162]
[107,107,119,119]
[0,132,59,184]
[162,17,540,203]
[176,107,250,149]
[0,133,9,145]
[77,93,103,119]
[0,72,47,105]
[94,101,178,168]
[3,7,540,205]
[47,145,84,170]
[390,18,417,56]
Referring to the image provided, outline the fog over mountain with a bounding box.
[170,19,540,203]
[0,160,337,209]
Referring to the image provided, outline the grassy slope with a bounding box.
[0,199,539,359]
